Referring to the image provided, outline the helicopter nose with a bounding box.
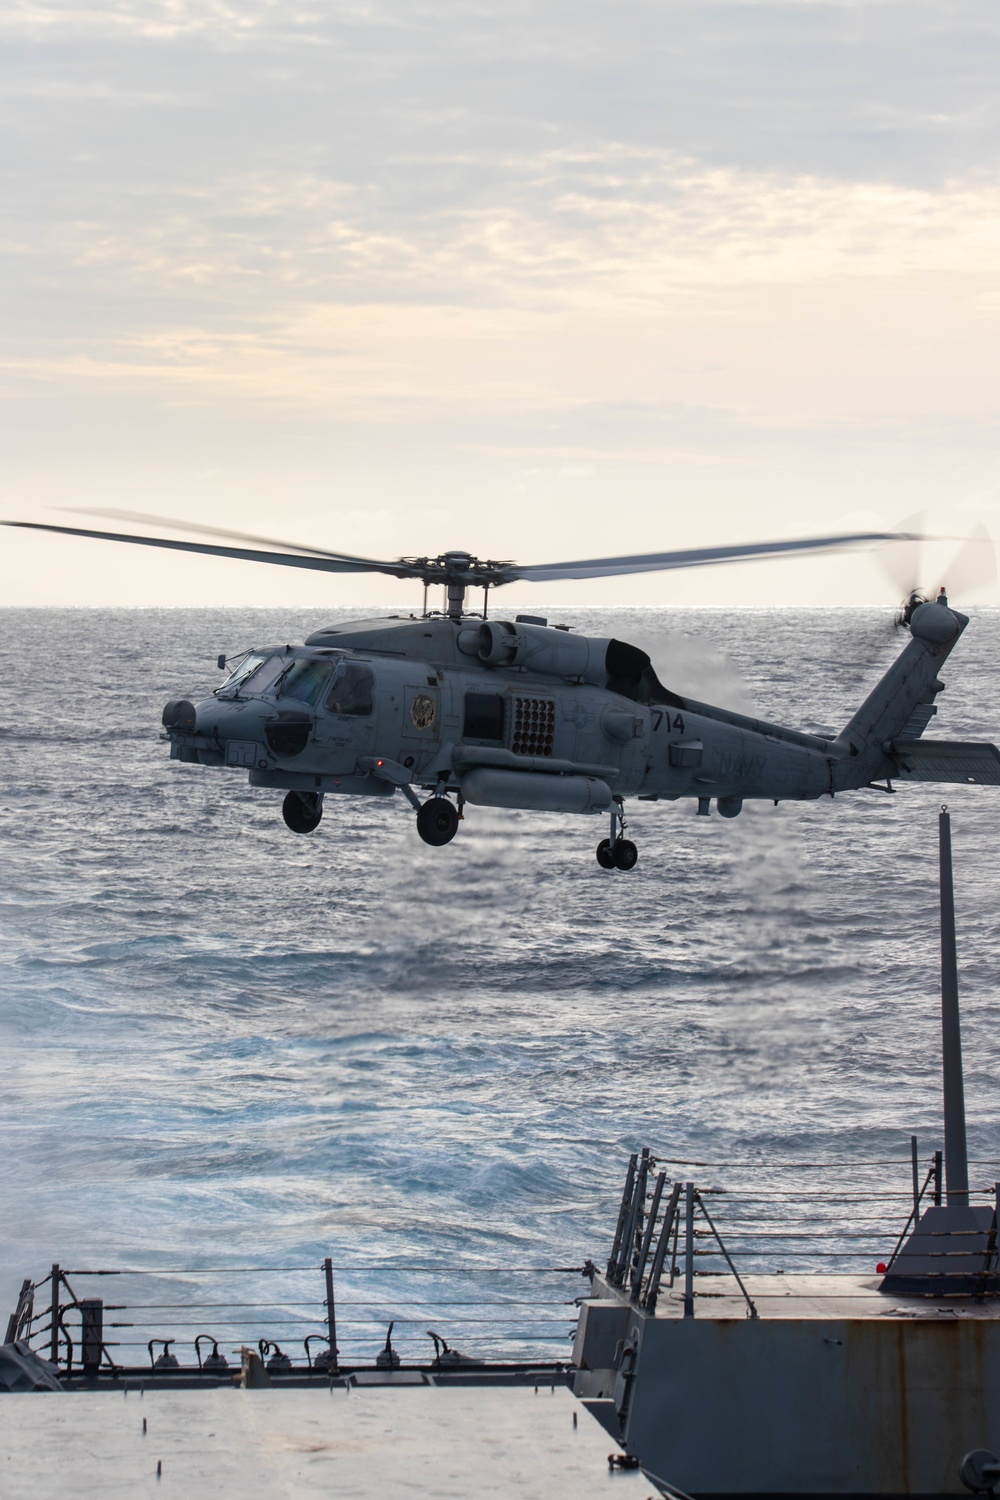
[190,698,267,741]
[162,699,197,731]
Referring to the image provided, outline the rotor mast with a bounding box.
[439,551,476,620]
[445,576,467,620]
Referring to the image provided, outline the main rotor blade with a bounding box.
[2,521,422,578]
[512,531,920,582]
[4,517,928,591]
[63,507,386,568]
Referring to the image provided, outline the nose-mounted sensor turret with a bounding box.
[161,699,197,731]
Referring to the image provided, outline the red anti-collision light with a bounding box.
[876,1262,887,1274]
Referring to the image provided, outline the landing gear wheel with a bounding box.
[282,790,323,834]
[596,839,616,869]
[416,796,459,847]
[613,838,638,871]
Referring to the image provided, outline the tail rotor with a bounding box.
[876,515,995,628]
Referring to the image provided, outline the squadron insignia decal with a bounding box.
[409,694,436,731]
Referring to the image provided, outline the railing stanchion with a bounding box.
[324,1258,339,1374]
[631,1171,665,1301]
[911,1135,920,1221]
[49,1264,60,1367]
[617,1148,649,1288]
[682,1184,695,1319]
[80,1299,103,1377]
[642,1182,681,1313]
[607,1154,638,1284]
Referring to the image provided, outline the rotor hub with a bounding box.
[400,552,516,587]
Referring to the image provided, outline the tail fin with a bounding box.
[834,602,968,769]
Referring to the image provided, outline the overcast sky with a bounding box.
[2,0,999,608]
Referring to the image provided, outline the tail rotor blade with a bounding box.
[873,512,925,602]
[939,522,996,600]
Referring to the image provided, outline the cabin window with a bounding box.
[464,692,505,742]
[277,658,333,707]
[325,664,374,717]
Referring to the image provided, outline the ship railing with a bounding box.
[6,1257,589,1379]
[602,1142,1000,1315]
[880,1152,944,1273]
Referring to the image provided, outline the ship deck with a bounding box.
[2,1382,632,1500]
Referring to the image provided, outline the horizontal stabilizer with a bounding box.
[890,740,1000,785]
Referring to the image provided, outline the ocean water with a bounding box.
[2,606,999,1361]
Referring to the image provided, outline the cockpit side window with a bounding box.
[325,663,374,716]
[277,658,333,707]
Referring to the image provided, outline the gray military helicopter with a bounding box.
[7,512,1000,868]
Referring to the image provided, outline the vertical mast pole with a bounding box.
[939,808,969,1206]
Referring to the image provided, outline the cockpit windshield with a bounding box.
[217,653,289,699]
[216,652,267,697]
[240,655,290,696]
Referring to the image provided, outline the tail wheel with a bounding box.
[282,790,323,834]
[416,797,459,847]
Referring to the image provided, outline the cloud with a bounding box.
[3,151,998,427]
[10,151,1000,316]
[45,170,1000,282]
[1,0,294,42]
[2,0,999,604]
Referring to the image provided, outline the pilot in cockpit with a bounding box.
[326,663,374,716]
